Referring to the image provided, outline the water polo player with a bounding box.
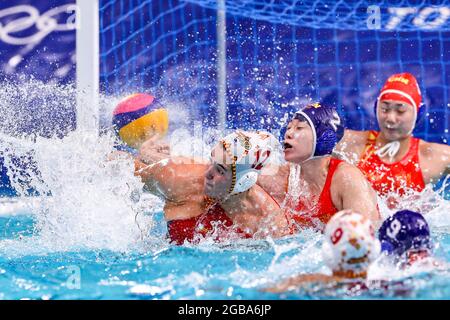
[112,93,169,151]
[265,210,380,292]
[257,103,380,231]
[134,130,292,245]
[334,73,450,206]
[378,210,442,268]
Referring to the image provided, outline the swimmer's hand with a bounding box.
[138,135,170,165]
[262,274,339,293]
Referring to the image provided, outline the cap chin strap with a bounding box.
[223,141,258,197]
[374,140,401,162]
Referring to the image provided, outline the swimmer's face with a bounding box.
[204,145,233,198]
[377,100,416,141]
[283,119,315,163]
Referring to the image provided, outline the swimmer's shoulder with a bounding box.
[332,159,366,183]
[258,163,288,182]
[257,164,289,200]
[418,139,450,181]
[419,139,450,159]
[345,129,372,142]
[331,160,366,197]
[342,129,373,148]
[334,130,372,163]
[331,159,379,219]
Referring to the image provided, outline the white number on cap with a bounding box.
[329,112,341,132]
[252,150,271,170]
[387,219,402,239]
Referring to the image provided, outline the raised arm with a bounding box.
[137,135,171,166]
[134,157,170,198]
[135,155,208,203]
[332,163,381,225]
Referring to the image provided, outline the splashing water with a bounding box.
[0,80,163,255]
[0,79,449,299]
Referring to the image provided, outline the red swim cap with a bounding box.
[378,73,422,111]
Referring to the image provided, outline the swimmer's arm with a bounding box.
[134,158,168,197]
[134,157,187,198]
[333,164,381,225]
[135,156,208,201]
[262,274,334,293]
[137,135,171,166]
[256,164,288,203]
[333,129,354,155]
[256,164,280,188]
[420,142,450,183]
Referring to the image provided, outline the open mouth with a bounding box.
[284,142,293,150]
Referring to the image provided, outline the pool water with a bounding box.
[0,209,449,300]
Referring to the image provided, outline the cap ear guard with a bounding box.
[233,170,259,194]
[415,102,426,126]
[294,107,344,159]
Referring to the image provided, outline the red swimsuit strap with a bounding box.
[405,136,421,162]
[318,158,343,204]
[360,130,379,161]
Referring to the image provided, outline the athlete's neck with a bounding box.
[300,156,331,190]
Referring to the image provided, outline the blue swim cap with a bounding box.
[292,102,345,159]
[378,210,432,256]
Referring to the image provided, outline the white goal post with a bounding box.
[76,0,99,134]
[75,0,228,132]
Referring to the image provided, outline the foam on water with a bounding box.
[0,80,166,255]
[0,131,165,254]
[0,80,254,257]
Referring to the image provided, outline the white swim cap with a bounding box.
[322,210,380,274]
[218,130,276,195]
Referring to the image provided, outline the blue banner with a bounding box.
[0,0,76,83]
[0,0,76,196]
